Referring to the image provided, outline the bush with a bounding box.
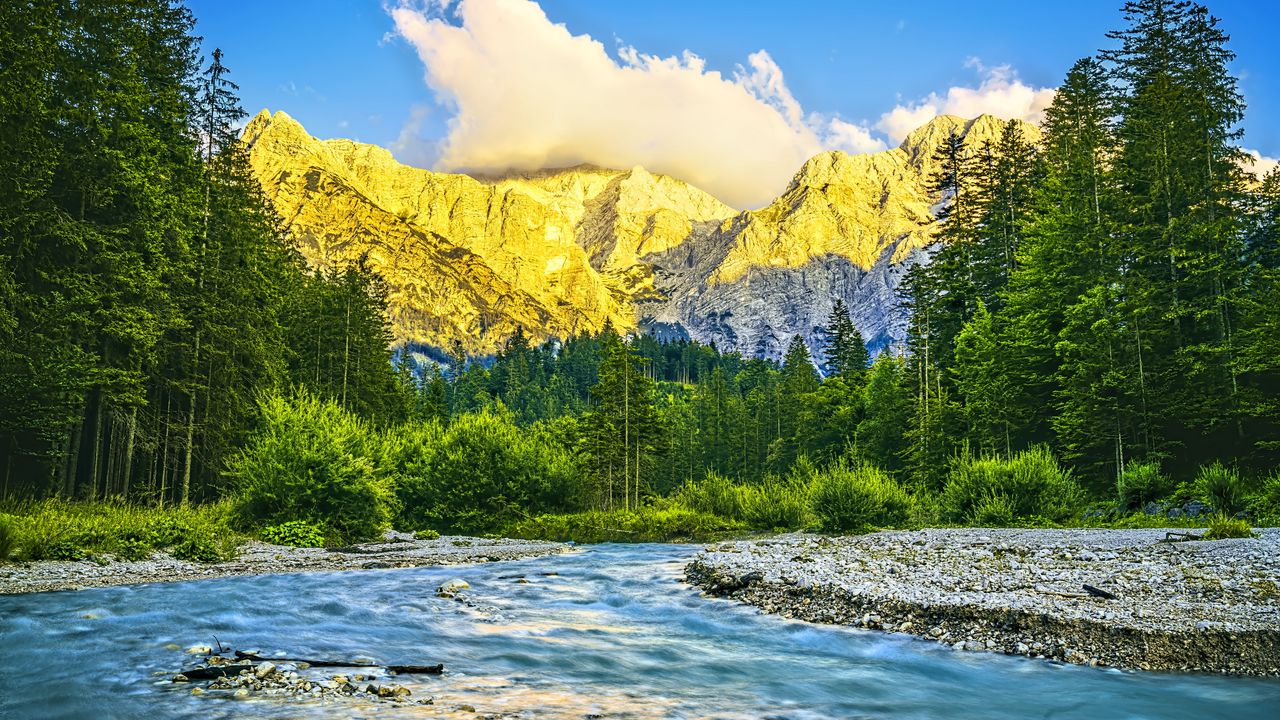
[737,476,813,531]
[811,461,913,532]
[115,537,151,561]
[227,392,396,543]
[414,529,440,540]
[261,520,328,548]
[0,516,12,561]
[1116,461,1170,510]
[1204,513,1254,540]
[941,446,1083,524]
[389,410,578,535]
[1250,471,1280,521]
[674,474,743,520]
[171,531,229,563]
[969,492,1016,527]
[1195,462,1246,515]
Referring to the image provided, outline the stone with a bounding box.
[184,645,211,655]
[190,687,204,696]
[437,579,470,597]
[233,688,250,699]
[255,662,276,678]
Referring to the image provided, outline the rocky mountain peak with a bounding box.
[243,110,1041,360]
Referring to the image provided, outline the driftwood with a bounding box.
[176,664,255,680]
[234,651,443,674]
[1082,583,1118,600]
[1162,530,1208,540]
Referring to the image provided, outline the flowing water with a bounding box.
[1,543,1277,719]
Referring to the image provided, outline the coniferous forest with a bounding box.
[2,0,1280,558]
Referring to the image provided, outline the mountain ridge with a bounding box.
[242,110,1038,359]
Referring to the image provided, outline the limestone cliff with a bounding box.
[243,110,1036,360]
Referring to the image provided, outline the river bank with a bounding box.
[686,528,1280,676]
[0,532,568,595]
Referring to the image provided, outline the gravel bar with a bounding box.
[0,532,569,595]
[686,528,1280,676]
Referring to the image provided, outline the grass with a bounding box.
[0,499,241,563]
[508,504,748,543]
[1203,513,1254,540]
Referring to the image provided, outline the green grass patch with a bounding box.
[508,504,747,543]
[0,499,240,563]
[1203,513,1254,540]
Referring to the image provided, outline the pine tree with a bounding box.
[820,299,870,382]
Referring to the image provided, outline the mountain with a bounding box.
[243,110,1036,360]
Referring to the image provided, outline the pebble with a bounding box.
[687,528,1280,676]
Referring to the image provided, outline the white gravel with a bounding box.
[687,528,1280,675]
[0,532,569,595]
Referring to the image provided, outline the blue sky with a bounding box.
[188,0,1279,206]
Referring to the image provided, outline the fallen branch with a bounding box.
[235,651,443,674]
[176,664,255,680]
[1160,531,1204,543]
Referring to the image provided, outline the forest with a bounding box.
[1,0,1278,559]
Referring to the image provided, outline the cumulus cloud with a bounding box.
[1243,149,1279,180]
[876,59,1056,144]
[388,0,883,208]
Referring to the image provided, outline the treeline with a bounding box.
[0,1,410,504]
[900,0,1280,493]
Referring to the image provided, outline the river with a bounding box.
[1,543,1276,719]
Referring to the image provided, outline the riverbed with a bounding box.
[2,543,1277,719]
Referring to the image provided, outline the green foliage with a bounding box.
[1249,471,1280,521]
[227,392,395,543]
[1116,461,1170,510]
[674,474,742,520]
[0,499,238,562]
[414,529,440,540]
[1203,513,1254,540]
[260,520,328,548]
[1195,462,1246,515]
[969,492,1017,527]
[737,477,813,531]
[811,462,913,532]
[0,516,12,561]
[509,503,746,543]
[941,446,1083,523]
[389,409,578,535]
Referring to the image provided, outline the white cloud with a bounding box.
[388,0,882,208]
[824,118,888,155]
[1243,149,1279,180]
[876,59,1056,144]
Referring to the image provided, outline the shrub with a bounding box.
[261,520,328,548]
[1116,461,1170,510]
[969,492,1015,527]
[1195,462,1246,515]
[115,537,151,561]
[227,391,396,543]
[171,531,228,563]
[1250,471,1280,521]
[1204,513,1254,540]
[737,476,813,531]
[811,461,913,532]
[941,446,1083,523]
[674,474,743,520]
[390,410,578,535]
[0,516,12,561]
[414,529,440,540]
